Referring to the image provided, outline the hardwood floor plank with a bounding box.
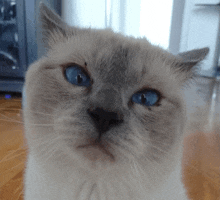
[183,131,220,200]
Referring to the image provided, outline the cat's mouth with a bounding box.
[77,140,115,162]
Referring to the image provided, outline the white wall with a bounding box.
[139,0,173,49]
[62,0,173,49]
[179,0,220,76]
[62,0,106,28]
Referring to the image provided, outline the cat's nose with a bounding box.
[87,107,124,135]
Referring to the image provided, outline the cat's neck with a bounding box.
[25,152,188,200]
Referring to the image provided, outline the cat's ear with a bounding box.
[175,47,209,81]
[39,2,70,48]
[177,47,209,66]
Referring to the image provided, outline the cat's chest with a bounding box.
[24,153,188,200]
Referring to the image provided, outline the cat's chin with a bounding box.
[75,136,118,166]
[77,143,115,163]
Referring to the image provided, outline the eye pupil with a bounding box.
[77,74,83,83]
[131,90,160,107]
[64,64,91,87]
[141,94,146,104]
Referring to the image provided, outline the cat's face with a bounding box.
[24,3,209,181]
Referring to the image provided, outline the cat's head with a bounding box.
[24,2,209,184]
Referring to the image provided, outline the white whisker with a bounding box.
[0,113,24,124]
[76,181,87,199]
[28,123,54,127]
[0,107,21,111]
[23,109,55,116]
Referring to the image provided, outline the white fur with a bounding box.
[24,150,188,200]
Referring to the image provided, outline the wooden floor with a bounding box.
[0,98,26,200]
[0,98,220,200]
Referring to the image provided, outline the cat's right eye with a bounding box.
[64,64,91,87]
[131,89,160,107]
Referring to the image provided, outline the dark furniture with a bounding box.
[0,0,61,93]
[0,0,28,92]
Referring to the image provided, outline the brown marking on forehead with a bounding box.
[94,44,144,88]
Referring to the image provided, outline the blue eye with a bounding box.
[132,90,159,107]
[65,64,91,87]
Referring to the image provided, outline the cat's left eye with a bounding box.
[132,90,160,107]
[64,64,91,87]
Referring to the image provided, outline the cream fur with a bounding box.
[23,3,209,200]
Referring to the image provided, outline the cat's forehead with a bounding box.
[50,30,142,62]
[46,29,179,93]
[49,29,164,64]
[50,30,172,77]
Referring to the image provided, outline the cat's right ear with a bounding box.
[174,47,209,82]
[39,2,70,48]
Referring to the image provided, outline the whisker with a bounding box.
[15,187,23,200]
[130,160,146,192]
[146,137,174,145]
[28,95,64,108]
[0,117,22,124]
[88,183,96,200]
[0,118,54,127]
[131,129,170,155]
[0,107,21,111]
[13,178,23,194]
[76,180,87,199]
[144,153,165,165]
[146,142,169,154]
[27,123,54,127]
[130,125,173,155]
[134,159,150,175]
[0,107,55,117]
[146,137,178,151]
[0,151,26,163]
[0,109,56,126]
[22,109,55,116]
[2,162,24,173]
[185,163,220,187]
[0,99,22,102]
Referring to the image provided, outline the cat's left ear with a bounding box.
[39,2,70,48]
[175,47,209,81]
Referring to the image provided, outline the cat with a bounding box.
[23,3,209,200]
